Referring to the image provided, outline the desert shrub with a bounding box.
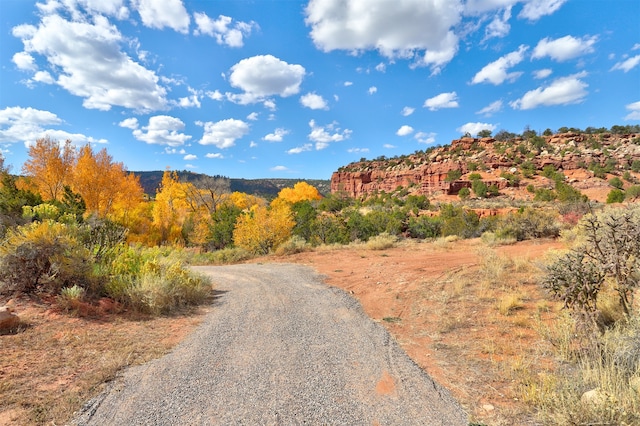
[365,232,398,250]
[406,215,442,239]
[606,189,625,204]
[556,181,588,203]
[471,179,488,198]
[57,285,86,312]
[632,160,640,173]
[495,208,560,241]
[534,188,556,202]
[106,245,211,314]
[609,176,624,189]
[440,204,481,238]
[0,221,93,296]
[543,207,640,331]
[626,185,640,200]
[445,169,462,182]
[312,214,349,245]
[274,235,310,255]
[458,187,470,200]
[194,247,253,264]
[481,231,516,246]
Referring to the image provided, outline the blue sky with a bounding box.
[1,0,639,179]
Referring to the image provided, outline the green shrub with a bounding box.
[609,177,624,189]
[406,215,442,239]
[365,232,398,250]
[606,189,625,204]
[0,221,93,296]
[275,235,310,255]
[471,180,488,198]
[445,169,462,182]
[495,208,560,241]
[458,187,470,199]
[626,185,640,200]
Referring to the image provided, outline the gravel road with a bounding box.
[72,263,468,425]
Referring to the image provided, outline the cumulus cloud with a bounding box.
[368,86,378,95]
[197,118,249,149]
[183,154,197,160]
[226,55,305,104]
[131,115,192,146]
[415,131,437,144]
[118,117,139,129]
[344,81,353,87]
[624,101,640,121]
[423,92,459,110]
[0,106,106,146]
[510,72,588,110]
[476,100,503,116]
[348,147,370,153]
[246,112,259,121]
[305,0,461,73]
[287,143,313,154]
[401,106,415,116]
[177,88,201,108]
[206,90,224,101]
[457,122,496,136]
[300,92,329,110]
[484,6,511,40]
[533,68,553,79]
[396,125,414,136]
[375,62,386,72]
[471,45,528,85]
[308,119,352,150]
[193,13,257,47]
[532,35,597,62]
[11,13,168,112]
[131,0,190,33]
[205,153,224,159]
[611,55,640,73]
[12,52,36,71]
[519,0,567,21]
[271,165,289,172]
[383,144,396,149]
[263,128,289,142]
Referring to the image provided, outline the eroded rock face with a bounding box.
[331,133,640,198]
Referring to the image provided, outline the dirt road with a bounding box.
[72,263,467,425]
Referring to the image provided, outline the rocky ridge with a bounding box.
[331,132,640,200]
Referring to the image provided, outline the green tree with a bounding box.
[458,187,470,200]
[609,177,624,189]
[606,189,625,204]
[478,129,492,138]
[445,169,462,182]
[471,180,488,198]
[207,203,242,250]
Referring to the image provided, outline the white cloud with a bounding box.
[287,144,313,154]
[164,147,186,155]
[131,0,190,33]
[184,154,197,160]
[510,72,588,110]
[177,88,201,108]
[185,164,197,169]
[249,141,258,148]
[12,52,36,71]
[423,91,459,110]
[12,14,168,112]
[368,86,378,95]
[246,112,259,121]
[205,153,224,159]
[206,90,224,101]
[226,55,305,104]
[624,101,640,121]
[193,13,257,47]
[348,147,370,153]
[308,119,352,150]
[476,100,503,116]
[32,71,55,84]
[271,165,288,172]
[0,106,106,146]
[305,0,461,73]
[484,6,511,40]
[471,45,528,85]
[396,125,414,136]
[519,0,567,21]
[415,131,436,144]
[456,122,496,136]
[300,92,329,110]
[118,117,139,129]
[383,144,396,149]
[634,44,640,51]
[344,81,353,87]
[401,106,415,116]
[197,118,249,149]
[533,68,553,79]
[263,100,277,111]
[532,35,597,62]
[263,128,289,142]
[131,115,192,146]
[375,62,386,72]
[611,55,640,73]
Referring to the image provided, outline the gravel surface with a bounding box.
[72,263,468,425]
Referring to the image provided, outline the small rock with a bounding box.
[581,388,606,405]
[482,404,495,412]
[0,306,20,333]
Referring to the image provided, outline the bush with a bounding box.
[274,235,310,255]
[365,232,398,250]
[609,176,624,189]
[495,208,560,241]
[406,215,442,239]
[0,221,93,296]
[606,189,625,204]
[458,187,470,199]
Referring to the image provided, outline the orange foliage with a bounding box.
[22,137,75,201]
[151,170,192,245]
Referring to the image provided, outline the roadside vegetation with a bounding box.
[1,129,640,424]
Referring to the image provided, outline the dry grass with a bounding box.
[0,300,209,425]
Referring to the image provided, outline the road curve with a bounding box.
[72,263,467,425]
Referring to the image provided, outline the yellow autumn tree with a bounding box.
[228,191,267,210]
[22,137,75,201]
[71,144,144,218]
[232,202,294,255]
[151,170,192,245]
[276,182,322,204]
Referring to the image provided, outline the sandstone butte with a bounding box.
[330,132,640,199]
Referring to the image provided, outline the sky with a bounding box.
[1,0,639,180]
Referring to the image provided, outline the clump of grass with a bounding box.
[275,235,310,255]
[478,248,513,287]
[365,232,398,250]
[193,247,253,264]
[481,231,517,247]
[498,293,524,316]
[57,285,86,312]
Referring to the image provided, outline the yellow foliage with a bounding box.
[276,182,322,204]
[228,191,266,210]
[22,137,75,201]
[232,203,294,254]
[151,171,191,245]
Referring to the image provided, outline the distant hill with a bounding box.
[132,170,331,198]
